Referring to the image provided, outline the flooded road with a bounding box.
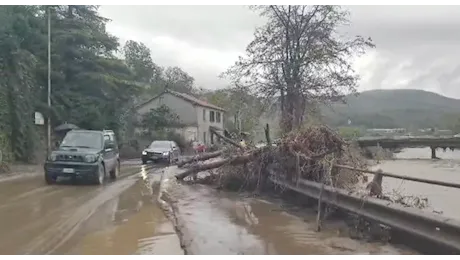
[0,162,182,255]
[1,148,453,255]
[160,167,415,255]
[372,148,460,219]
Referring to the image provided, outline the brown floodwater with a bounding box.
[0,148,453,255]
[161,166,416,255]
[0,163,182,255]
[371,148,460,219]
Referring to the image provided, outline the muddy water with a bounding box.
[161,167,415,255]
[0,163,182,255]
[372,148,460,219]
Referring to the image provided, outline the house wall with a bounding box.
[172,126,198,142]
[136,92,224,145]
[136,93,198,126]
[195,106,225,145]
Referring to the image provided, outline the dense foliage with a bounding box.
[0,5,205,163]
[0,5,263,163]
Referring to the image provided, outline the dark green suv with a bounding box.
[44,129,120,185]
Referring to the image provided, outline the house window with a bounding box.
[216,112,221,123]
[203,109,206,121]
[203,131,207,143]
[209,111,215,122]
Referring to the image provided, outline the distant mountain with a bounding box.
[321,89,460,129]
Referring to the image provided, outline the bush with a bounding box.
[165,131,188,150]
[0,131,12,173]
[338,127,363,140]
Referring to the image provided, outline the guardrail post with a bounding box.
[295,153,300,186]
[431,146,438,159]
[316,182,324,232]
[366,169,383,196]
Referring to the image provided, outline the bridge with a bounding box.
[356,136,460,158]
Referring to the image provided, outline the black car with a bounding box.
[141,140,181,164]
[44,129,120,185]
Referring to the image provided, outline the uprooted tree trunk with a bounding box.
[175,152,254,180]
[209,126,244,149]
[175,144,338,181]
[177,150,222,168]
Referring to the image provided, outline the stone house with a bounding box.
[135,89,225,145]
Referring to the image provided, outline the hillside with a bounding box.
[321,89,460,129]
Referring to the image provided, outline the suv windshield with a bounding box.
[149,141,171,149]
[60,131,103,149]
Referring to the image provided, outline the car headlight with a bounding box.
[84,154,98,163]
[163,151,169,156]
[48,154,57,161]
[142,151,147,155]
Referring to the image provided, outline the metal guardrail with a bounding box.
[269,175,460,254]
[334,164,460,189]
[357,136,460,148]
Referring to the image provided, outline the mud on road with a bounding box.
[159,167,417,255]
[0,160,420,255]
[0,162,182,255]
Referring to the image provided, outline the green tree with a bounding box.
[223,5,374,133]
[0,5,201,163]
[337,126,363,140]
[202,86,264,133]
[123,40,163,85]
[39,6,140,133]
[140,105,180,136]
[0,6,43,161]
[164,66,195,94]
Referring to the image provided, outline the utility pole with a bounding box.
[47,6,51,155]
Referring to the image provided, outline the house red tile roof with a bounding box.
[135,89,225,112]
[166,90,225,111]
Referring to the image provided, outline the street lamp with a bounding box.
[47,6,51,155]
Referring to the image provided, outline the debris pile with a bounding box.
[177,125,369,193]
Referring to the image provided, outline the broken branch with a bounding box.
[175,152,256,180]
[210,127,244,149]
[177,151,223,168]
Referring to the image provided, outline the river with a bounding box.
[371,148,460,219]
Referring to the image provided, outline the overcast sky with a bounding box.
[99,5,460,98]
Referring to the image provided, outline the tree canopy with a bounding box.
[0,5,203,162]
[223,5,374,133]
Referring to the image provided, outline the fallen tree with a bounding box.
[175,152,253,180]
[177,150,222,168]
[209,126,244,149]
[175,125,367,191]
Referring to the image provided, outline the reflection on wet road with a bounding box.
[163,180,415,255]
[0,163,182,255]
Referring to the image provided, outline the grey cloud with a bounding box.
[101,5,460,98]
[100,5,263,51]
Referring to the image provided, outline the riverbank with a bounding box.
[158,166,417,255]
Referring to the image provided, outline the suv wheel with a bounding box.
[110,160,120,180]
[168,155,173,165]
[45,173,55,185]
[95,163,105,185]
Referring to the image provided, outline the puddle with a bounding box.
[163,179,416,255]
[53,167,183,255]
